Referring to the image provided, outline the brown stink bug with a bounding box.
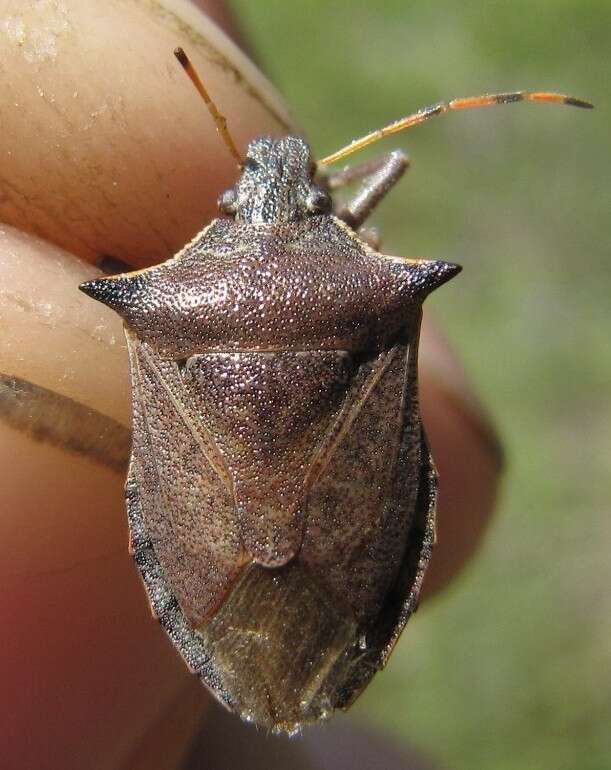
[79,48,592,733]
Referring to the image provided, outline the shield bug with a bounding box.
[79,48,592,733]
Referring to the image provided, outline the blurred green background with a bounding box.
[230,2,610,768]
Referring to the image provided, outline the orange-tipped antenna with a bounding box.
[319,90,593,166]
[174,47,242,165]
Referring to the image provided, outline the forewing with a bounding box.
[302,341,424,623]
[125,331,244,626]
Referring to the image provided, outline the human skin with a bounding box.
[0,1,502,768]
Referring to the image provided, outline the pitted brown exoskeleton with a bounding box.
[79,48,591,732]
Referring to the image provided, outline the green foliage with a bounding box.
[231,2,610,767]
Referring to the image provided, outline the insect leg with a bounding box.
[324,150,409,230]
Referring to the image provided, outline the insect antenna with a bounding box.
[174,47,243,165]
[319,90,593,165]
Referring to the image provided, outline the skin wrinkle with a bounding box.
[0,176,36,227]
[0,166,99,259]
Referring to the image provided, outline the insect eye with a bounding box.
[306,186,331,214]
[218,189,237,215]
[242,157,260,173]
